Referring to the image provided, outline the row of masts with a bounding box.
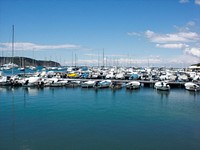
[2,25,154,71]
[70,53,140,67]
[12,25,14,75]
[71,49,105,67]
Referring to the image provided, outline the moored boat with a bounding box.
[110,81,123,89]
[95,80,112,88]
[22,76,41,87]
[0,76,12,86]
[48,78,68,87]
[184,82,200,92]
[126,81,140,89]
[154,81,170,91]
[81,80,96,88]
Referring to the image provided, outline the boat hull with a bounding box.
[185,82,200,92]
[154,81,170,91]
[126,81,140,90]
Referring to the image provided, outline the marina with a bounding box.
[0,65,200,91]
[1,0,200,149]
[0,44,200,150]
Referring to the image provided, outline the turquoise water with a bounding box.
[0,87,200,150]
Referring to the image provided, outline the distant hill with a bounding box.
[0,57,61,67]
[191,63,200,67]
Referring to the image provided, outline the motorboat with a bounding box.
[105,72,115,79]
[184,82,200,91]
[18,67,25,71]
[0,76,12,86]
[110,81,123,89]
[129,73,139,80]
[67,72,79,78]
[126,81,140,89]
[154,81,170,91]
[178,74,189,82]
[22,76,41,87]
[48,78,68,87]
[81,80,96,88]
[2,63,18,70]
[90,72,100,79]
[115,73,125,80]
[95,80,112,88]
[66,80,81,87]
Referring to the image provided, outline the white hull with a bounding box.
[126,81,140,90]
[154,81,170,91]
[185,82,200,91]
[95,80,112,88]
[81,81,96,88]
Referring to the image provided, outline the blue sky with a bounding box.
[0,0,200,67]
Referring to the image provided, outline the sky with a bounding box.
[0,0,200,67]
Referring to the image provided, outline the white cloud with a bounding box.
[145,30,199,43]
[0,42,80,51]
[127,32,141,36]
[156,43,189,49]
[180,0,200,5]
[179,0,189,3]
[178,32,199,40]
[174,21,196,32]
[187,21,195,26]
[84,54,97,57]
[109,55,196,67]
[168,54,199,65]
[184,47,200,57]
[145,30,155,38]
[195,0,200,5]
[110,56,162,66]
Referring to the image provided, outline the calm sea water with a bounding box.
[0,86,200,150]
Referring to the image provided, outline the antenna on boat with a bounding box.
[12,24,14,76]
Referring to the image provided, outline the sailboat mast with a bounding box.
[98,51,99,67]
[74,53,77,67]
[12,25,14,76]
[103,48,104,68]
[72,51,74,67]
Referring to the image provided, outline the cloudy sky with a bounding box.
[0,0,200,67]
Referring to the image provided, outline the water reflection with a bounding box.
[156,90,170,106]
[0,86,14,93]
[156,90,170,100]
[187,90,199,96]
[186,90,200,101]
[23,87,44,96]
[11,89,16,146]
[23,89,27,108]
[125,88,140,94]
